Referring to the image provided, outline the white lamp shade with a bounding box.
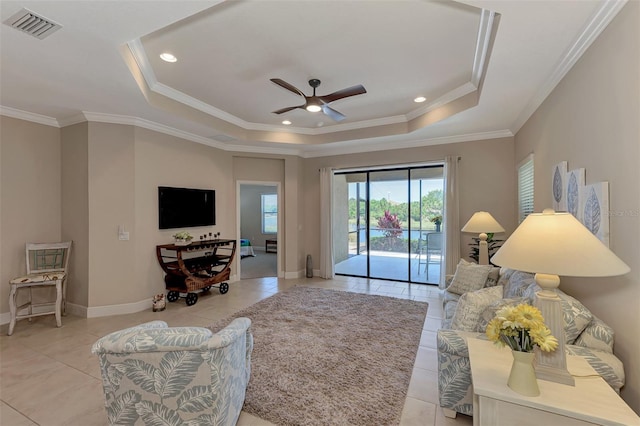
[491,209,629,277]
[461,211,505,234]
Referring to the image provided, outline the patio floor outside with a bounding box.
[335,250,442,285]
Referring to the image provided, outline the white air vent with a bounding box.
[4,8,62,39]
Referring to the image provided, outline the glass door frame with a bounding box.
[334,164,444,284]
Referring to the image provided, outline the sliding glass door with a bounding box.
[333,165,444,284]
[369,169,409,280]
[334,173,368,277]
[409,167,444,283]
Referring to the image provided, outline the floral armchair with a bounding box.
[91,318,253,426]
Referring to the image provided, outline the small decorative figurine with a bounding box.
[152,293,166,312]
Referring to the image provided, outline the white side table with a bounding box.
[467,338,640,426]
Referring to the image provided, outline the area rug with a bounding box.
[209,286,428,426]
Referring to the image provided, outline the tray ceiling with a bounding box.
[0,0,626,156]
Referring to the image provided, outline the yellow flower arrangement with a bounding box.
[486,303,559,353]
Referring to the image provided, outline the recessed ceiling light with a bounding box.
[414,96,426,103]
[282,120,291,125]
[160,53,177,63]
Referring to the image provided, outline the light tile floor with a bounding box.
[0,276,472,426]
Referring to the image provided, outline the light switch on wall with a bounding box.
[118,225,130,241]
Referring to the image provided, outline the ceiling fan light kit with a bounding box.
[271,78,366,122]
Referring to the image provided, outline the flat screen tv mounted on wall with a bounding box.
[158,186,215,229]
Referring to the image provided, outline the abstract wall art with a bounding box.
[580,182,610,246]
[552,161,568,212]
[566,168,585,220]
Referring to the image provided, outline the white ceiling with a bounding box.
[0,0,627,157]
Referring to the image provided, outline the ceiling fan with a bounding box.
[270,78,366,122]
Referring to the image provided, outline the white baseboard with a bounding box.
[0,271,290,324]
[284,271,296,279]
[65,302,88,318]
[79,275,240,318]
[87,298,153,318]
[0,299,153,321]
[282,269,321,279]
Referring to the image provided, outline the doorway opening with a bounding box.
[238,183,279,279]
[333,165,444,284]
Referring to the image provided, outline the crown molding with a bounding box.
[127,39,159,97]
[299,129,514,158]
[153,81,250,128]
[81,111,231,149]
[406,82,476,121]
[511,0,627,134]
[1,104,513,158]
[0,106,60,127]
[471,9,498,88]
[57,113,89,127]
[225,142,302,157]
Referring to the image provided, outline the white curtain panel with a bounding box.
[319,167,335,278]
[442,156,461,286]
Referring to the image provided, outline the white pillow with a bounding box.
[451,285,503,332]
[447,260,492,295]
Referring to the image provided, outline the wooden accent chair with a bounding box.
[8,241,72,335]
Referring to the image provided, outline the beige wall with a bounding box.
[61,123,90,307]
[134,127,234,303]
[233,156,284,182]
[0,116,62,316]
[284,156,305,275]
[233,155,306,276]
[87,123,137,307]
[514,1,639,411]
[302,137,517,266]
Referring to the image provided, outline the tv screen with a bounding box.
[158,186,215,229]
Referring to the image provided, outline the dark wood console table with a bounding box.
[156,239,236,306]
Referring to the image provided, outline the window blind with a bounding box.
[518,154,534,223]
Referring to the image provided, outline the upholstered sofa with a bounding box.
[91,318,253,426]
[436,261,625,418]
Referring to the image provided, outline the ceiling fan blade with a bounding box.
[272,105,304,114]
[319,84,366,104]
[322,104,346,122]
[270,78,306,98]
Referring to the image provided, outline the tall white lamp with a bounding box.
[461,211,505,265]
[491,208,630,386]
